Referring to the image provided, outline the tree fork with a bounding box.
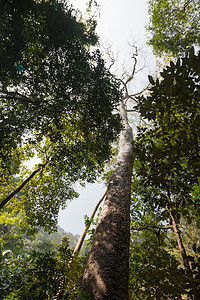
[81,100,134,299]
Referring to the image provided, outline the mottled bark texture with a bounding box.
[81,100,134,299]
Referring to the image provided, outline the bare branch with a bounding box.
[100,40,119,72]
[122,45,138,101]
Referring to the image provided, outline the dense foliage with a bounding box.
[0,0,121,232]
[147,0,200,56]
[136,48,200,190]
[130,48,200,298]
[0,237,85,299]
[1,1,200,298]
[129,230,187,299]
[129,170,200,299]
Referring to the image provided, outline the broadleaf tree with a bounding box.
[147,0,200,56]
[80,49,139,299]
[134,48,200,298]
[0,0,122,232]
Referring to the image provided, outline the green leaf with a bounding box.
[176,58,181,68]
[148,75,155,85]
[187,255,195,262]
[193,243,197,253]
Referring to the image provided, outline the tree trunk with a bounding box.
[166,189,198,299]
[81,100,134,299]
[169,209,192,277]
[166,190,193,277]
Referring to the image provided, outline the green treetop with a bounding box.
[147,0,200,56]
[0,0,122,232]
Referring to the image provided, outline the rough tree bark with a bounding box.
[81,99,134,299]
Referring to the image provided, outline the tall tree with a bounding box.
[134,48,200,298]
[81,49,139,299]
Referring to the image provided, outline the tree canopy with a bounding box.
[133,48,200,297]
[134,47,200,228]
[136,48,200,185]
[147,0,200,56]
[2,1,200,298]
[0,0,121,232]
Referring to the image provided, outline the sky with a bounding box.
[58,0,155,235]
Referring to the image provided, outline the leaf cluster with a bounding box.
[0,0,122,231]
[135,49,200,202]
[1,237,85,299]
[0,0,121,176]
[147,0,200,56]
[129,229,187,299]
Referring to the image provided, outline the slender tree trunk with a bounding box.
[73,190,107,256]
[81,100,134,299]
[0,161,48,210]
[166,190,193,277]
[170,209,192,277]
[166,189,198,299]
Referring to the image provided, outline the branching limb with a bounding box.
[0,159,49,210]
[102,42,119,72]
[0,89,65,115]
[130,224,173,231]
[131,224,173,246]
[0,89,40,105]
[121,44,138,102]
